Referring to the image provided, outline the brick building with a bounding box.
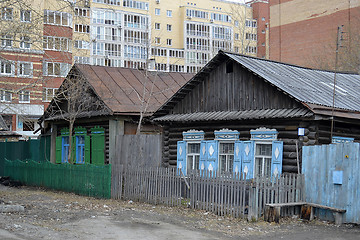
[246,0,269,59]
[268,0,360,69]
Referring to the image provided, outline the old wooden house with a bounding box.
[39,64,193,166]
[152,51,360,177]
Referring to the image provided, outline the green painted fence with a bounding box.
[4,160,111,198]
[0,136,51,176]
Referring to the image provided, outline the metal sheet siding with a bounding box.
[302,143,360,224]
[75,64,193,114]
[225,53,360,112]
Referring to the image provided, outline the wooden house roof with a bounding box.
[153,51,360,121]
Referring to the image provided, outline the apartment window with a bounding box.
[74,56,90,64]
[234,20,239,27]
[155,37,160,44]
[262,30,266,34]
[19,90,30,103]
[245,46,257,54]
[0,60,14,75]
[44,10,72,27]
[74,40,90,49]
[167,39,172,46]
[43,36,71,52]
[123,0,149,10]
[92,0,121,5]
[20,36,31,49]
[75,24,90,33]
[20,10,31,22]
[235,33,239,40]
[219,142,234,173]
[1,35,12,48]
[254,143,272,177]
[187,143,200,174]
[155,8,160,15]
[18,62,33,77]
[155,23,160,30]
[234,46,239,53]
[124,14,148,29]
[2,8,13,20]
[74,7,90,17]
[43,88,57,102]
[44,62,70,77]
[167,10,172,17]
[262,17,265,21]
[167,24,172,31]
[0,90,11,102]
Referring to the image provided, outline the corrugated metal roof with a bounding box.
[75,65,194,114]
[154,108,313,122]
[224,52,360,112]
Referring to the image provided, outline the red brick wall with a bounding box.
[251,1,269,58]
[269,0,360,69]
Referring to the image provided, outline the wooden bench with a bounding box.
[304,203,346,226]
[264,202,346,225]
[264,202,307,223]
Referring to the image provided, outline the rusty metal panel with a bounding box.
[302,143,360,224]
[75,64,194,114]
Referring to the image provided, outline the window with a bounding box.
[262,17,265,21]
[20,10,31,22]
[75,24,90,33]
[19,90,30,103]
[43,88,56,102]
[20,36,31,49]
[254,143,272,177]
[74,56,90,64]
[155,8,160,15]
[234,46,239,53]
[245,46,257,54]
[155,37,160,44]
[155,23,160,30]
[235,33,239,40]
[74,7,90,17]
[1,35,12,48]
[61,136,70,163]
[44,62,71,77]
[18,62,33,77]
[2,8,13,20]
[0,60,14,75]
[234,20,239,27]
[123,0,149,10]
[219,143,234,173]
[167,39,172,46]
[43,10,72,27]
[92,0,121,5]
[74,40,90,49]
[187,143,200,174]
[0,90,11,102]
[186,9,208,19]
[167,24,172,31]
[76,135,85,164]
[167,10,172,17]
[43,36,71,52]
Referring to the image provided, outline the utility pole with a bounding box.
[331,25,345,140]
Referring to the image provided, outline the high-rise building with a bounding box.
[0,0,258,135]
[268,0,360,69]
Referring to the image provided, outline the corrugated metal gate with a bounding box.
[302,143,360,224]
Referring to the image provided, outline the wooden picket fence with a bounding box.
[113,166,305,220]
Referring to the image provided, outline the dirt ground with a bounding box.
[0,185,359,240]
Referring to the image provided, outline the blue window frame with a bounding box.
[62,136,69,163]
[76,135,85,164]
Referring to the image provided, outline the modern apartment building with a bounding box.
[0,0,258,135]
